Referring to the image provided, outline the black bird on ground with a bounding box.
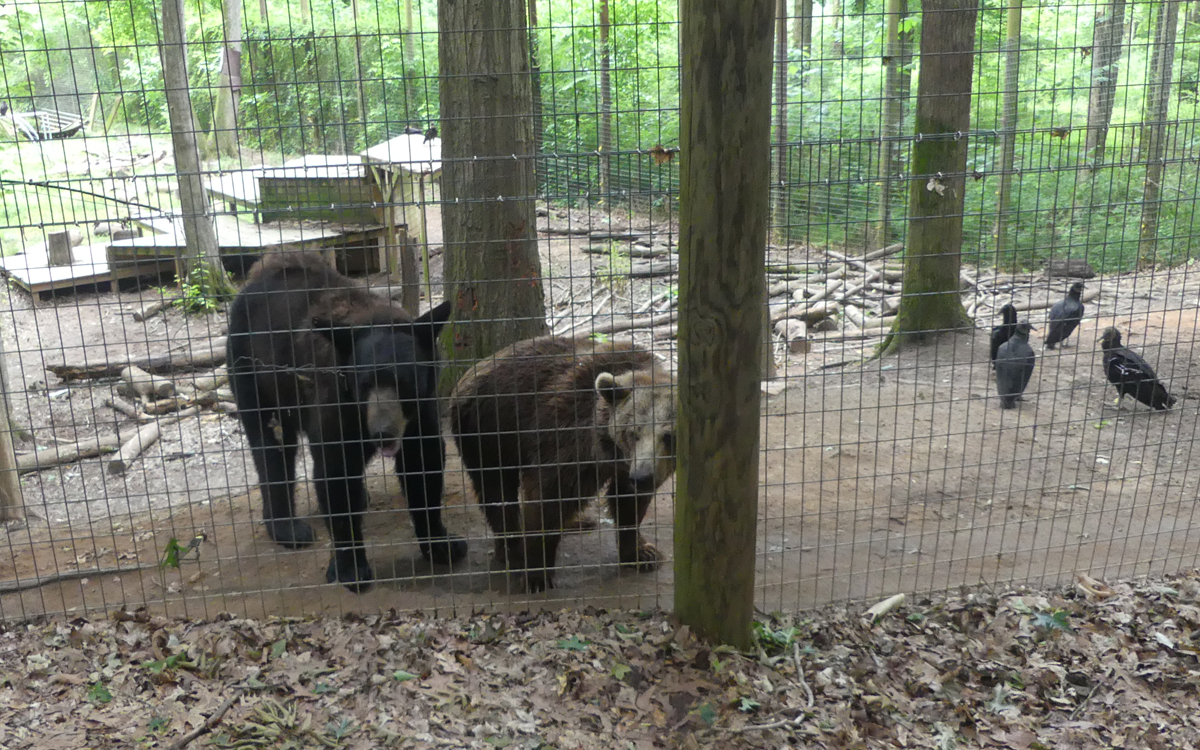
[1044,281,1086,350]
[995,322,1036,409]
[989,303,1018,368]
[1098,327,1176,410]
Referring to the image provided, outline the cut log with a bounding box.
[119,366,176,400]
[46,337,227,382]
[1011,287,1101,312]
[842,305,867,328]
[882,296,902,315]
[104,396,141,419]
[187,369,228,393]
[17,434,122,474]
[861,242,904,262]
[568,309,679,337]
[794,278,844,305]
[1045,258,1096,279]
[795,301,840,324]
[106,407,199,475]
[628,256,678,278]
[774,318,811,354]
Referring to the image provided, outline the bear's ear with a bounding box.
[311,317,359,359]
[595,372,633,405]
[412,300,453,351]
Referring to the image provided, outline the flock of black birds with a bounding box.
[988,281,1177,411]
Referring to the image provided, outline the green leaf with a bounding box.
[87,682,113,704]
[697,702,717,725]
[313,681,337,694]
[1033,610,1071,632]
[738,697,762,713]
[327,718,354,739]
[556,636,590,652]
[270,638,287,659]
[148,715,169,733]
[611,663,631,680]
[393,670,419,682]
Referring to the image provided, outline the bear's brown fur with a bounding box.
[448,336,676,592]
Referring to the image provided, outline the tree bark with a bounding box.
[438,0,547,392]
[830,0,844,57]
[882,0,977,353]
[873,0,905,248]
[529,0,544,159]
[351,0,368,146]
[773,0,789,230]
[0,324,22,521]
[213,0,242,160]
[676,0,774,650]
[404,0,418,68]
[994,0,1021,262]
[598,0,613,202]
[1138,0,1180,269]
[160,0,236,296]
[1085,0,1128,167]
[794,0,813,53]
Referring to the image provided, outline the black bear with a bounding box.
[448,336,676,592]
[226,252,466,591]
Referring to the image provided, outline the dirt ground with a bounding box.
[2,207,1200,624]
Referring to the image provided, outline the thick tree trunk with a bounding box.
[1138,0,1180,269]
[873,0,904,248]
[213,0,242,160]
[676,0,774,650]
[1085,0,1128,167]
[598,0,613,202]
[0,324,22,522]
[160,0,235,296]
[882,0,977,353]
[994,0,1021,261]
[438,0,547,392]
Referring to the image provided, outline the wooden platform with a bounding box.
[0,241,174,295]
[205,155,377,224]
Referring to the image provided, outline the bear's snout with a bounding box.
[627,466,658,487]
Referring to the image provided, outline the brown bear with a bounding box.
[226,251,466,591]
[448,336,676,592]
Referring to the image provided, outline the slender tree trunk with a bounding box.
[258,0,267,22]
[897,0,914,104]
[529,0,544,159]
[873,0,904,248]
[676,0,773,650]
[882,0,977,353]
[438,0,547,391]
[213,0,243,160]
[351,0,368,147]
[0,324,22,522]
[598,0,613,202]
[994,0,1021,262]
[830,0,844,57]
[773,0,789,231]
[794,0,813,53]
[1085,0,1128,167]
[1138,0,1180,269]
[160,0,236,296]
[404,0,418,68]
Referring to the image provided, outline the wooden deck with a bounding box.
[205,155,376,224]
[0,241,174,295]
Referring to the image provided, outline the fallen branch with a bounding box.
[568,310,678,337]
[119,365,177,400]
[798,278,844,305]
[1010,287,1101,313]
[106,407,199,475]
[169,691,242,750]
[47,337,227,382]
[133,295,180,322]
[17,434,122,474]
[860,242,904,262]
[0,562,160,594]
[104,396,141,420]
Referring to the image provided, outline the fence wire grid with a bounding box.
[0,0,1199,622]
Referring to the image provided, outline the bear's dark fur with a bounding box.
[226,252,466,591]
[448,336,676,592]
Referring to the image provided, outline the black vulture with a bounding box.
[989,303,1018,368]
[1044,281,1086,350]
[1098,327,1176,410]
[995,322,1036,409]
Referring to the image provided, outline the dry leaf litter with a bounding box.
[2,572,1200,749]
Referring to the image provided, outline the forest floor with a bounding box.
[0,203,1198,629]
[2,572,1199,749]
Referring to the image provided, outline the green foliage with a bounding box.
[752,620,800,655]
[176,264,229,315]
[87,681,113,704]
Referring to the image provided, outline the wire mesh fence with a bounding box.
[0,0,1199,623]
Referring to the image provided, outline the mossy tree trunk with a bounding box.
[437,0,547,393]
[598,0,613,202]
[675,0,774,650]
[994,0,1021,263]
[881,0,977,354]
[161,0,236,299]
[1138,0,1180,269]
[872,0,904,249]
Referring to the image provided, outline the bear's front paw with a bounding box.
[326,550,374,593]
[421,535,468,565]
[620,539,663,572]
[265,518,315,548]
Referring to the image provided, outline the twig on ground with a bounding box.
[168,691,242,750]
